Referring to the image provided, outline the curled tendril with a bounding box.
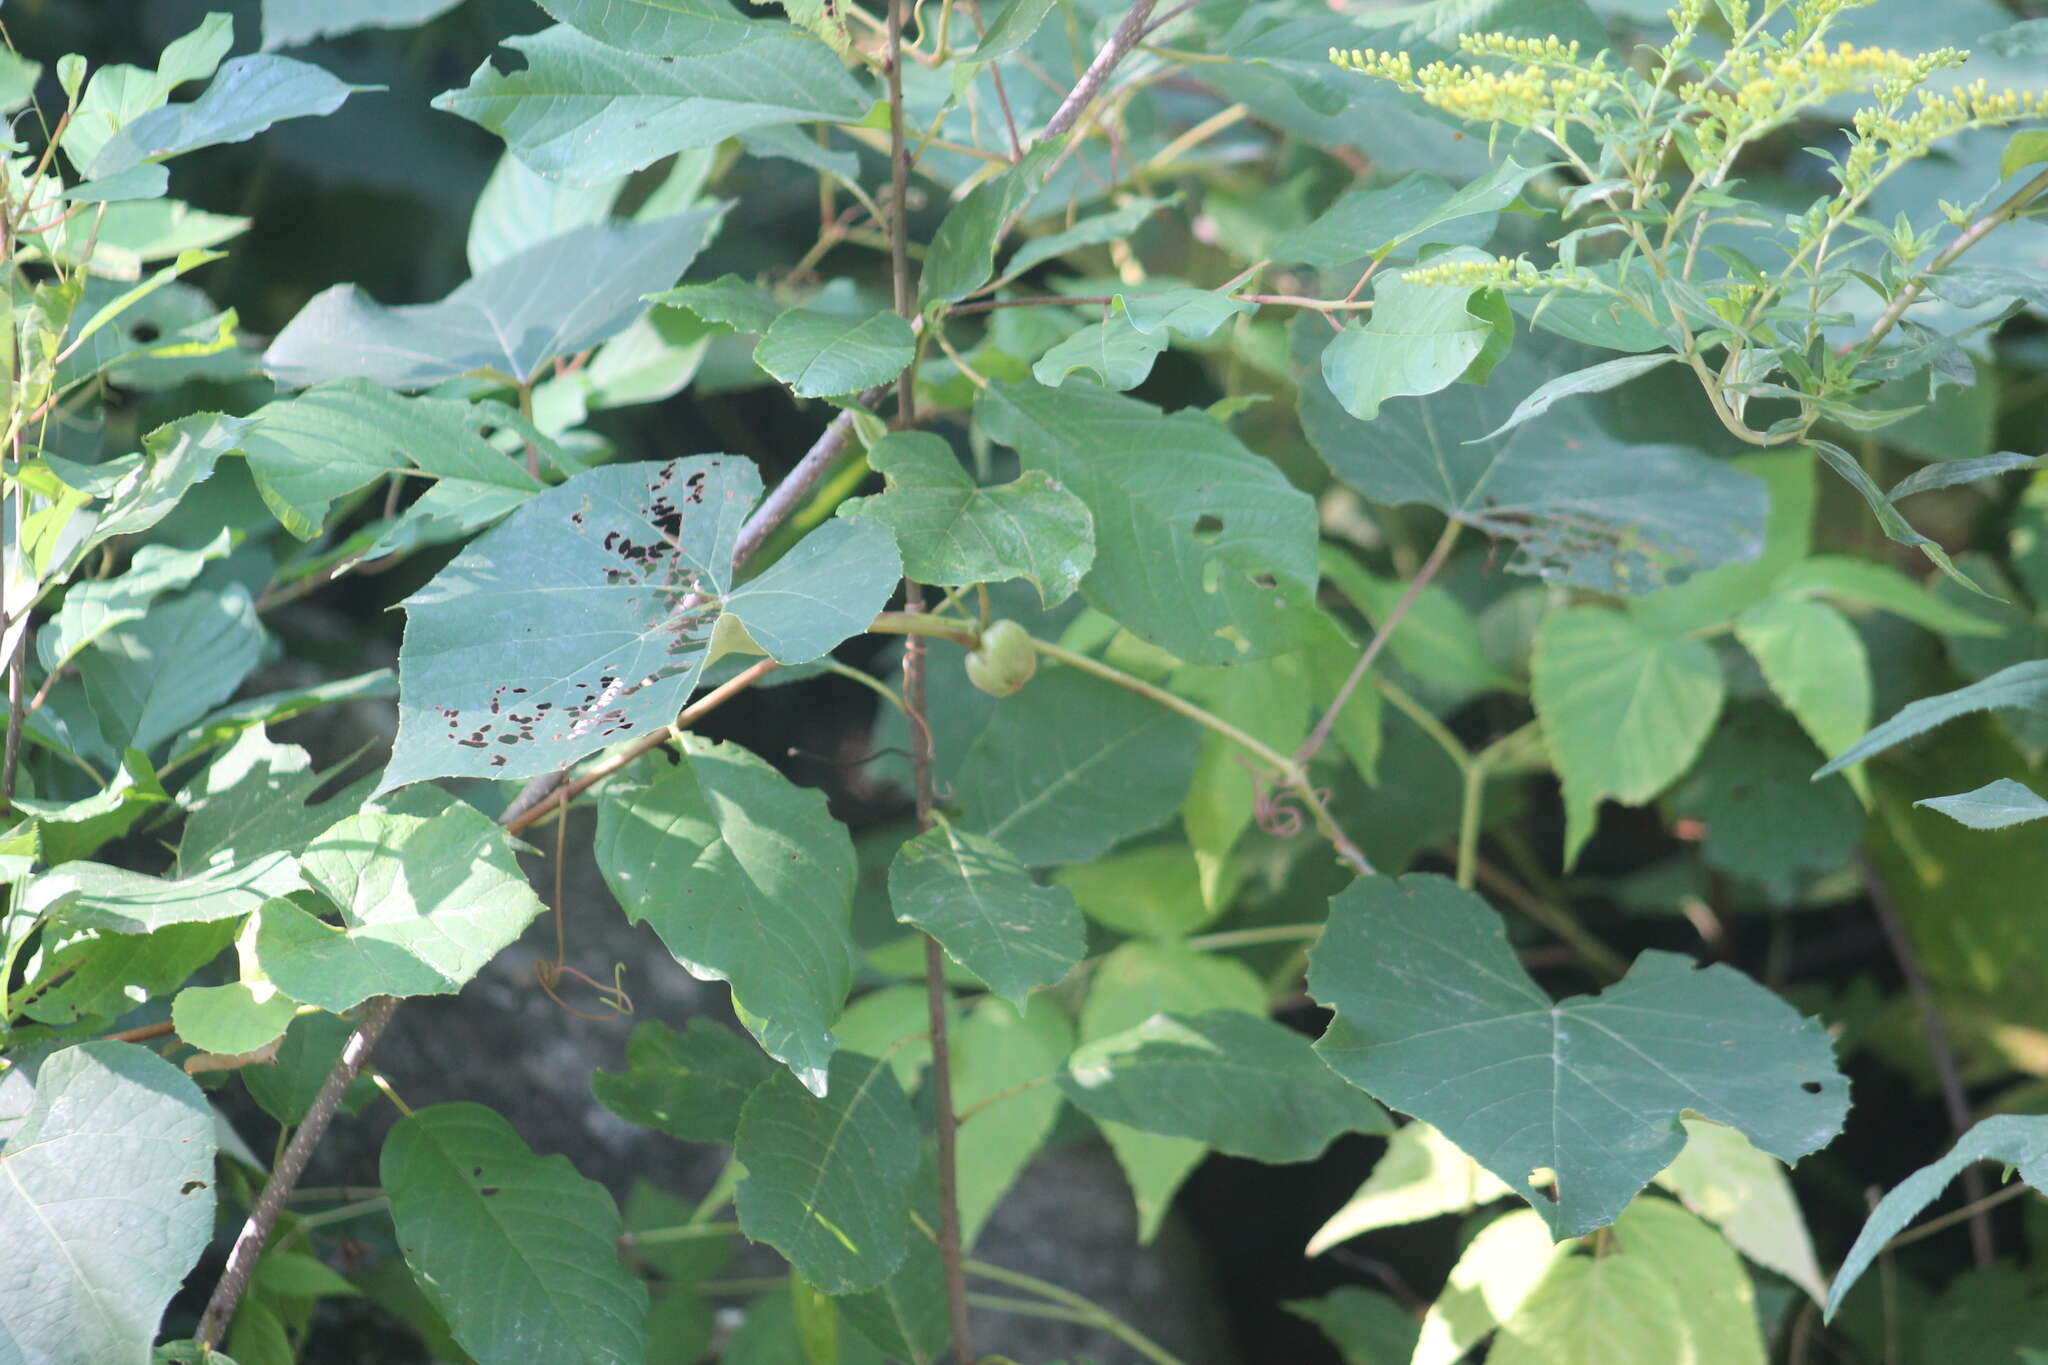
[535,958,634,1023]
[1254,776,1330,840]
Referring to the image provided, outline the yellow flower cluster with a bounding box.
[1844,81,2048,185]
[1328,44,1607,126]
[1399,256,1600,292]
[1686,42,1964,161]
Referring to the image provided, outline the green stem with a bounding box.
[965,1259,1188,1365]
[1457,759,1487,891]
[1375,678,1471,775]
[1185,923,1323,952]
[619,1220,741,1248]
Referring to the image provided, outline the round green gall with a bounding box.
[965,619,1036,697]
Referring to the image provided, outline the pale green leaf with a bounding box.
[77,586,264,759]
[950,997,1070,1247]
[1610,1197,1765,1365]
[0,1043,216,1365]
[888,822,1085,1007]
[1810,438,1988,594]
[434,25,868,186]
[533,0,756,55]
[1002,196,1172,280]
[735,1052,921,1294]
[1736,596,1872,798]
[1272,159,1555,267]
[592,1018,776,1145]
[595,735,858,1093]
[37,536,227,676]
[838,431,1094,607]
[1052,843,1221,940]
[171,983,297,1056]
[1061,1010,1388,1162]
[1178,650,1311,899]
[383,1103,649,1365]
[718,518,903,663]
[262,0,466,51]
[1469,353,1678,443]
[1411,1210,1566,1365]
[1815,660,2048,778]
[1532,606,1725,865]
[256,804,546,1011]
[1319,545,1515,696]
[1033,288,1253,391]
[755,308,916,397]
[1489,1256,1689,1365]
[652,274,782,333]
[88,56,363,185]
[1827,1115,2048,1319]
[1887,450,2047,502]
[973,0,1060,62]
[977,381,1319,663]
[1771,554,2002,636]
[921,143,1057,307]
[1308,874,1849,1238]
[1654,1117,1828,1304]
[26,850,293,935]
[1917,777,2048,830]
[62,15,233,172]
[1306,1120,1512,1256]
[1321,253,1501,422]
[265,205,727,388]
[954,666,1200,866]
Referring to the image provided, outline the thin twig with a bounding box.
[1300,520,1462,766]
[1858,853,1992,1267]
[1040,0,1160,144]
[887,0,917,426]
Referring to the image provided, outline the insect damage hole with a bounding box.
[1193,513,1223,544]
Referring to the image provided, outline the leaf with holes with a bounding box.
[754,308,915,397]
[1060,1010,1389,1162]
[383,1103,649,1365]
[254,803,546,1012]
[1299,330,1767,596]
[953,667,1200,866]
[265,205,727,389]
[595,735,858,1093]
[977,381,1319,664]
[1532,606,1726,867]
[888,821,1085,1007]
[734,1051,921,1294]
[1308,875,1848,1238]
[837,431,1094,607]
[0,1042,216,1365]
[432,23,868,186]
[380,455,890,791]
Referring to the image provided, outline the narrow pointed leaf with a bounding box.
[1273,159,1556,267]
[1467,353,1677,443]
[1308,875,1849,1238]
[888,822,1085,1006]
[595,736,858,1093]
[0,1043,217,1365]
[383,1103,649,1365]
[921,143,1057,306]
[735,1052,921,1294]
[1814,660,2048,778]
[1916,778,2048,829]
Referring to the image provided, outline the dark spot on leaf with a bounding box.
[132,323,161,343]
[1193,513,1223,543]
[1251,573,1278,589]
[1801,1080,1823,1094]
[181,1180,207,1195]
[480,1186,501,1196]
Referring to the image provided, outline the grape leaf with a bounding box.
[754,308,915,397]
[1489,1254,1689,1364]
[0,1043,216,1365]
[888,821,1085,1007]
[735,1052,921,1293]
[1410,1210,1568,1365]
[265,205,727,389]
[383,1103,648,1365]
[1307,1120,1513,1255]
[432,24,867,187]
[77,584,265,757]
[1060,1010,1389,1162]
[977,381,1319,663]
[255,803,547,1011]
[1308,874,1849,1238]
[595,735,858,1093]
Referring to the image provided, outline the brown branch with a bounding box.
[1040,0,1160,144]
[902,583,974,1362]
[1858,853,1993,1267]
[887,0,917,427]
[197,995,400,1348]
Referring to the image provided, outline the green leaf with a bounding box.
[596,735,858,1093]
[1468,353,1678,443]
[37,535,228,677]
[977,381,1319,663]
[1301,332,1767,597]
[973,0,1060,62]
[244,1011,370,1125]
[1272,159,1555,267]
[171,982,297,1055]
[1308,874,1849,1238]
[921,143,1057,307]
[951,998,1069,1246]
[1489,1255,1689,1365]
[1284,1286,1420,1365]
[381,456,891,790]
[755,308,916,397]
[60,14,232,170]
[1002,196,1173,280]
[888,822,1085,1007]
[26,851,293,935]
[261,0,466,50]
[76,585,264,759]
[1827,1115,2048,1319]
[1531,606,1726,866]
[838,431,1093,607]
[87,55,363,187]
[1736,596,1872,797]
[652,273,782,333]
[1412,1210,1567,1365]
[1809,438,1989,595]
[1654,1117,1827,1305]
[532,0,757,55]
[1771,554,2002,636]
[1916,777,2048,830]
[265,205,727,388]
[256,804,547,1011]
[954,666,1200,866]
[383,1103,648,1365]
[80,414,246,558]
[1319,545,1515,697]
[2003,128,2048,177]
[1178,650,1311,899]
[592,1018,777,1144]
[1306,1120,1513,1255]
[1815,660,2048,779]
[1052,842,1221,940]
[1888,450,2048,502]
[239,381,545,542]
[1609,1197,1765,1364]
[1032,288,1254,391]
[0,1042,217,1365]
[1321,253,1504,421]
[434,25,868,186]
[1061,1010,1388,1162]
[735,1052,921,1294]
